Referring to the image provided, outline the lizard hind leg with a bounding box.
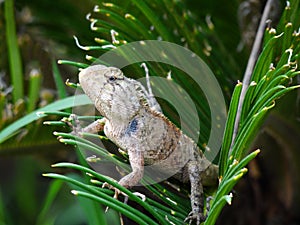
[185,161,206,225]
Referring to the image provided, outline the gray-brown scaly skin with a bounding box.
[77,65,218,224]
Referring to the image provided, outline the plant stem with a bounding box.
[231,0,274,150]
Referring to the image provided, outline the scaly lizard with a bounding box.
[73,64,219,224]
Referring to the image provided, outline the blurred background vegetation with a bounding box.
[0,0,299,224]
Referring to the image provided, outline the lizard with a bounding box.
[73,64,219,224]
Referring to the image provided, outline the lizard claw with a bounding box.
[60,114,84,138]
[206,196,213,212]
[184,211,206,225]
[67,114,83,135]
[102,182,126,225]
[102,182,123,212]
[132,192,146,201]
[102,182,123,198]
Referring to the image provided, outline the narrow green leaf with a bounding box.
[52,60,68,99]
[145,184,187,214]
[293,41,300,59]
[206,170,246,225]
[85,55,101,63]
[252,68,273,100]
[71,190,150,225]
[4,0,24,103]
[57,60,89,68]
[262,75,289,94]
[44,173,155,225]
[65,79,80,89]
[36,180,63,224]
[251,33,283,83]
[263,27,276,46]
[277,2,292,32]
[56,137,126,164]
[124,13,155,39]
[232,104,273,160]
[240,81,257,127]
[49,163,169,225]
[277,0,299,32]
[43,121,67,127]
[0,94,91,144]
[269,63,292,79]
[161,0,201,53]
[97,8,141,39]
[131,0,174,41]
[246,85,285,120]
[77,194,107,225]
[27,68,42,113]
[205,194,233,225]
[39,111,71,117]
[276,48,293,68]
[146,197,186,221]
[219,82,242,176]
[222,150,260,183]
[215,169,247,206]
[235,84,299,161]
[67,174,107,225]
[289,0,300,24]
[94,38,112,46]
[0,92,5,123]
[90,26,114,37]
[282,22,293,52]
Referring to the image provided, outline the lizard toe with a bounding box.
[184,211,206,225]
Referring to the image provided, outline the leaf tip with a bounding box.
[226,193,233,205]
[71,190,79,195]
[237,80,243,86]
[254,149,261,155]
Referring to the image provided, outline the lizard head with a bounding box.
[79,65,143,122]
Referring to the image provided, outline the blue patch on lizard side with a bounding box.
[125,118,138,136]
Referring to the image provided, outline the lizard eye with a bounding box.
[104,67,124,81]
[108,76,116,81]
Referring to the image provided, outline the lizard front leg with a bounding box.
[102,148,144,203]
[185,160,206,225]
[81,117,106,134]
[118,148,144,188]
[69,114,106,135]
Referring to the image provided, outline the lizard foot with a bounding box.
[60,114,83,136]
[102,183,146,205]
[102,182,123,213]
[102,182,124,199]
[184,212,206,225]
[67,114,83,135]
[206,196,213,212]
[102,183,126,225]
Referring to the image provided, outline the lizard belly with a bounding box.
[104,112,184,165]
